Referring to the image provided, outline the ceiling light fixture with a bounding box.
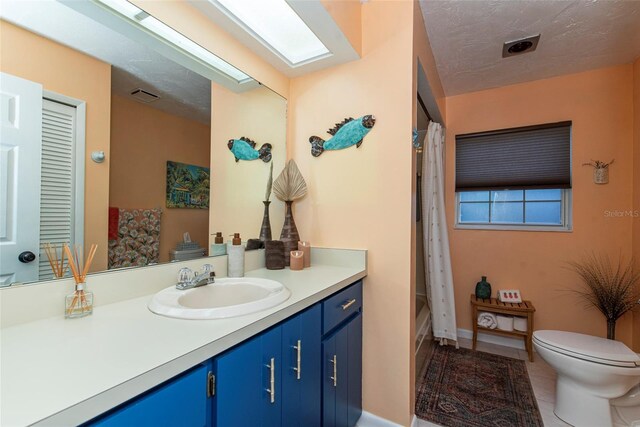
[502,34,540,58]
[211,0,331,66]
[94,0,252,84]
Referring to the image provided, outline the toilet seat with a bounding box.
[533,330,640,368]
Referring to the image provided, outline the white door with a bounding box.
[0,72,43,285]
[39,99,79,281]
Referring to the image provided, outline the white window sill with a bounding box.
[454,224,572,233]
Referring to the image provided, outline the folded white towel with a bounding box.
[514,317,528,332]
[477,311,498,329]
[497,315,514,331]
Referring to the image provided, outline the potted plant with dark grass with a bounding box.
[568,254,640,340]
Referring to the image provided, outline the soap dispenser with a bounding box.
[227,233,245,277]
[211,232,227,257]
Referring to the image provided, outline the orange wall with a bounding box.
[412,1,446,124]
[410,0,446,406]
[109,95,210,263]
[209,84,287,244]
[633,58,640,351]
[289,1,415,424]
[0,20,111,271]
[445,65,636,347]
[321,0,362,56]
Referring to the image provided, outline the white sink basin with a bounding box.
[148,277,291,320]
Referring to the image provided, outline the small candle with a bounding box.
[298,241,311,268]
[290,250,304,271]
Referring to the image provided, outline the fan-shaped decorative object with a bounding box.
[273,160,308,265]
[273,159,307,202]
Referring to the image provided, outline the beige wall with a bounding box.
[209,84,287,244]
[321,0,362,56]
[445,65,636,348]
[289,1,415,424]
[633,58,640,351]
[412,0,446,124]
[129,0,288,99]
[0,20,111,271]
[109,95,210,263]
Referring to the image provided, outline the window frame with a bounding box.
[454,188,572,232]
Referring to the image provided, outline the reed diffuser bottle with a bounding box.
[64,244,97,319]
[65,282,94,319]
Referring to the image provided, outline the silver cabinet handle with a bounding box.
[292,340,302,380]
[265,357,275,403]
[341,299,357,310]
[330,355,337,387]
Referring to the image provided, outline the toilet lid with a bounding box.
[533,330,640,368]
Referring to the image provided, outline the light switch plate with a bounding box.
[497,289,522,303]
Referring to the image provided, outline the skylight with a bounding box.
[212,0,330,66]
[94,0,252,84]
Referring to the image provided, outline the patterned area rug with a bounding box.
[416,346,543,427]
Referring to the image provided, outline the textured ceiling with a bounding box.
[1,0,212,124]
[419,0,640,96]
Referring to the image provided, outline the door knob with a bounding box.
[18,251,36,263]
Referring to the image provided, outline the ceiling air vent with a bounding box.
[502,34,540,58]
[130,88,160,103]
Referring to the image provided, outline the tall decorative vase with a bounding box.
[280,201,300,266]
[260,201,272,242]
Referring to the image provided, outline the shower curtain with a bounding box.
[421,121,458,344]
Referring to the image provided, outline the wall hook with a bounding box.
[91,151,105,163]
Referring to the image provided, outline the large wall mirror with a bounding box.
[0,0,286,286]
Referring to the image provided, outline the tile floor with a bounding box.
[415,338,571,427]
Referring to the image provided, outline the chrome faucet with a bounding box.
[176,264,215,290]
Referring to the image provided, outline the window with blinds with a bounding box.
[39,99,78,280]
[455,122,572,230]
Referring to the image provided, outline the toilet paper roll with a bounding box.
[496,315,514,332]
[514,317,527,332]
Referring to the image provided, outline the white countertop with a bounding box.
[1,262,366,426]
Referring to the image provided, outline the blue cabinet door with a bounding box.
[347,313,363,427]
[260,327,283,427]
[89,364,210,427]
[322,324,348,427]
[282,304,321,427]
[322,331,337,427]
[322,313,362,427]
[213,335,262,427]
[213,327,282,427]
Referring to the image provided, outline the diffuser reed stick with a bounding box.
[63,244,97,318]
[42,243,68,278]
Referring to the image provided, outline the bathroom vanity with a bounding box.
[91,281,362,427]
[0,248,366,427]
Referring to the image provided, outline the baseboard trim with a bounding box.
[355,411,404,427]
[457,328,527,350]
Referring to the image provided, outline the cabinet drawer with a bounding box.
[323,281,362,334]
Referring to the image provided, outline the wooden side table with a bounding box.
[470,294,536,362]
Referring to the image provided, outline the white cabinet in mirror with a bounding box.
[0,0,286,287]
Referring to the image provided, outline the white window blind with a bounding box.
[39,99,77,280]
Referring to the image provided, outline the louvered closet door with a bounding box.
[39,99,77,280]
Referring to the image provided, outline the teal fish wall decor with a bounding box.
[309,115,376,157]
[228,137,272,162]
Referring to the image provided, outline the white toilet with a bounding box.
[532,330,640,427]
